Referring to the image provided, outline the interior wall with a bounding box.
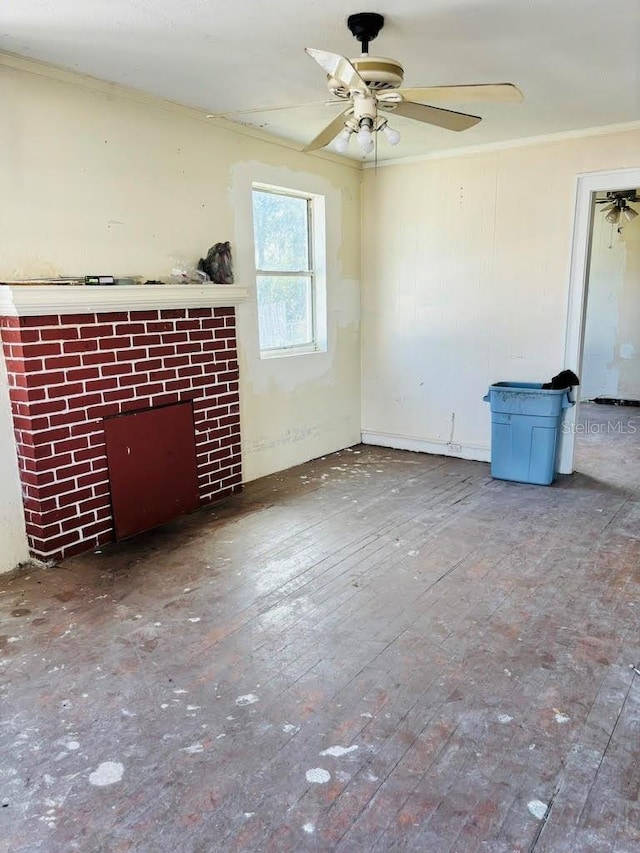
[0,57,362,572]
[361,128,640,460]
[581,192,640,400]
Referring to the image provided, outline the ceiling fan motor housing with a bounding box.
[328,56,404,97]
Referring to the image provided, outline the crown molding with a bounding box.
[363,120,640,169]
[0,51,359,172]
[0,284,248,317]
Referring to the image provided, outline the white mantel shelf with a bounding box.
[0,284,248,317]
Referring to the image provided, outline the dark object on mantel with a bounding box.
[593,397,640,407]
[198,242,234,284]
[542,369,580,390]
[143,280,165,285]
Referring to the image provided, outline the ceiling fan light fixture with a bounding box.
[623,205,638,222]
[381,123,401,145]
[334,126,353,153]
[606,208,620,224]
[357,117,374,154]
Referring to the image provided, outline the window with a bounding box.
[252,184,326,356]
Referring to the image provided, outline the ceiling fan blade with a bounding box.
[305,48,369,94]
[209,99,343,118]
[396,83,524,105]
[303,109,351,152]
[387,101,481,132]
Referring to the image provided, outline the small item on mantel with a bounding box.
[198,242,234,284]
[85,275,115,286]
[143,279,165,285]
[169,255,209,284]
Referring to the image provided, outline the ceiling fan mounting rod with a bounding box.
[347,12,384,55]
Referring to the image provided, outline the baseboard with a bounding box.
[361,430,491,463]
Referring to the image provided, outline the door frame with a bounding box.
[558,166,640,474]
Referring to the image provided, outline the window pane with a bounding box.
[253,190,309,272]
[257,276,313,350]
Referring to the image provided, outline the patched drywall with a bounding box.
[0,352,29,571]
[361,129,640,461]
[0,57,361,570]
[581,193,640,400]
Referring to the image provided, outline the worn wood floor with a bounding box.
[1,403,639,852]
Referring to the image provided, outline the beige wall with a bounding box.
[361,129,640,459]
[0,57,362,571]
[582,193,640,400]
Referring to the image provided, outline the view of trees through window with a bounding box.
[252,188,315,352]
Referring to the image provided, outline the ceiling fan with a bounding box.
[596,190,639,224]
[303,12,524,155]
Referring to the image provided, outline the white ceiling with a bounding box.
[2,0,640,162]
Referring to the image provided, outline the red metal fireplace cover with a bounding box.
[104,402,200,540]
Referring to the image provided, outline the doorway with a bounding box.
[558,167,640,474]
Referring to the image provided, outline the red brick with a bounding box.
[116,347,147,361]
[80,324,114,339]
[132,358,162,371]
[50,411,85,428]
[103,388,133,403]
[88,403,118,419]
[188,308,213,318]
[44,355,82,370]
[31,426,71,444]
[77,472,110,490]
[41,327,79,341]
[160,355,188,369]
[131,334,161,346]
[48,382,83,398]
[81,520,113,539]
[22,342,61,357]
[216,328,236,339]
[66,367,100,382]
[148,345,175,358]
[33,530,81,554]
[117,374,147,388]
[75,447,104,462]
[101,362,133,377]
[29,399,67,416]
[115,323,145,335]
[146,321,174,333]
[176,342,203,354]
[61,312,96,325]
[0,316,20,329]
[84,351,116,365]
[201,317,225,329]
[20,315,61,327]
[202,340,226,352]
[148,368,175,382]
[175,320,201,331]
[85,378,119,393]
[93,481,111,496]
[64,338,99,355]
[215,307,235,317]
[176,365,203,378]
[0,328,34,344]
[165,378,191,392]
[138,383,164,396]
[149,393,179,407]
[53,462,92,481]
[98,336,132,350]
[25,370,65,388]
[57,487,93,507]
[54,437,89,454]
[97,312,128,322]
[67,393,103,410]
[36,452,73,472]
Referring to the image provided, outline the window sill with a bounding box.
[259,344,327,360]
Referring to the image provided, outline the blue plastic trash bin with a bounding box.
[483,382,574,485]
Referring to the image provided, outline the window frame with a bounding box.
[252,182,327,359]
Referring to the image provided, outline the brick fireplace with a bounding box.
[0,285,247,562]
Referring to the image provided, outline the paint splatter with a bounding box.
[303,822,315,834]
[188,617,201,623]
[497,714,513,724]
[236,694,259,706]
[66,742,80,751]
[282,723,299,733]
[319,745,358,757]
[183,743,204,754]
[89,761,124,786]
[306,768,330,784]
[360,712,373,719]
[553,709,570,724]
[528,799,548,820]
[186,705,200,711]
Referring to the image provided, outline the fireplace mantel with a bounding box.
[0,284,248,316]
